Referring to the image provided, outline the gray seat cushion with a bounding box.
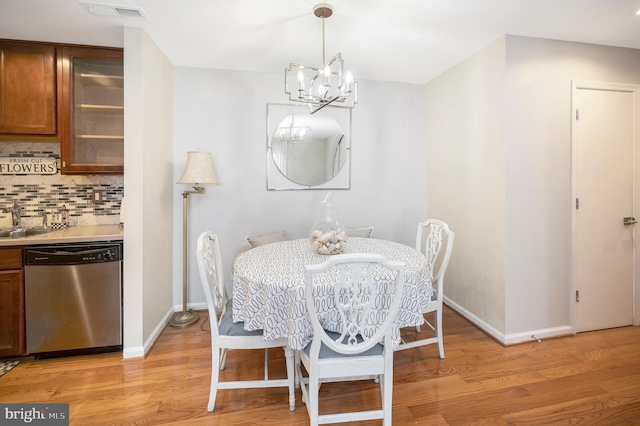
[218,299,263,337]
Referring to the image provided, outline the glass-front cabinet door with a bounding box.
[60,46,123,175]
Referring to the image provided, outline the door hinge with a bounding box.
[576,290,580,302]
[576,198,579,209]
[576,109,580,120]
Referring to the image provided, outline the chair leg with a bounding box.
[219,348,228,370]
[208,345,221,412]
[435,308,445,359]
[383,362,394,425]
[294,352,300,389]
[284,346,296,412]
[308,370,320,426]
[416,314,426,333]
[296,356,307,404]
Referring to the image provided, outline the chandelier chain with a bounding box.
[321,9,326,67]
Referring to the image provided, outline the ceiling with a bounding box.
[1,0,640,85]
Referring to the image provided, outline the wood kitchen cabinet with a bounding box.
[0,247,26,358]
[0,40,57,136]
[60,46,124,175]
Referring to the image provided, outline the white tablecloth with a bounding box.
[232,237,432,350]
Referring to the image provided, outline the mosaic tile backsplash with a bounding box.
[0,142,124,228]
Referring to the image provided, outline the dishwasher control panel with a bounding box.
[81,247,119,262]
[25,242,123,265]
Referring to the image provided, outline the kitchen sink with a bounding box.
[0,227,53,238]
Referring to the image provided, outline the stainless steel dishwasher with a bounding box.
[24,242,123,356]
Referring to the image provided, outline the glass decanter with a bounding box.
[310,191,347,255]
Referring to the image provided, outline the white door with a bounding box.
[573,82,636,333]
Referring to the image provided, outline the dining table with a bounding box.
[231,237,433,350]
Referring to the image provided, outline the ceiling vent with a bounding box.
[78,2,149,20]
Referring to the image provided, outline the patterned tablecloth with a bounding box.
[232,237,432,350]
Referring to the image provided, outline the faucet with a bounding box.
[2,201,22,229]
[40,211,48,229]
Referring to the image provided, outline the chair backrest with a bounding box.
[197,232,226,334]
[415,219,455,299]
[305,253,405,356]
[345,227,375,238]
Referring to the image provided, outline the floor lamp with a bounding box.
[170,150,219,327]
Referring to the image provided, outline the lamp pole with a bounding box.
[169,185,204,327]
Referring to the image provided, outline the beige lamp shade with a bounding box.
[177,151,219,185]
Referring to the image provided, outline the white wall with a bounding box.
[122,27,174,358]
[426,34,640,343]
[424,37,507,336]
[504,35,640,335]
[173,68,427,307]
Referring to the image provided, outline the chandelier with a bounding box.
[285,3,358,114]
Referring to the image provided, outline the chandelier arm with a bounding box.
[310,95,341,114]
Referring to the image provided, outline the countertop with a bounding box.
[0,224,123,247]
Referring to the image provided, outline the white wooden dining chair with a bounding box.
[297,253,405,426]
[196,231,295,412]
[396,219,454,358]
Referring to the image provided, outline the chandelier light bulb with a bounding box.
[323,65,331,87]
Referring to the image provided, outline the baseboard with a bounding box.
[122,306,174,360]
[185,302,208,312]
[122,346,144,359]
[444,297,505,344]
[443,296,574,346]
[504,326,573,345]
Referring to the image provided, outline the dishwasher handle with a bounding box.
[27,247,107,257]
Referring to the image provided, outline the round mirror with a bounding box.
[271,113,348,186]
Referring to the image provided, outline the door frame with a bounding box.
[570,80,640,332]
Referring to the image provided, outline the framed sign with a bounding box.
[0,157,58,175]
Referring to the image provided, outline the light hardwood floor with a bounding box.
[1,306,640,425]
